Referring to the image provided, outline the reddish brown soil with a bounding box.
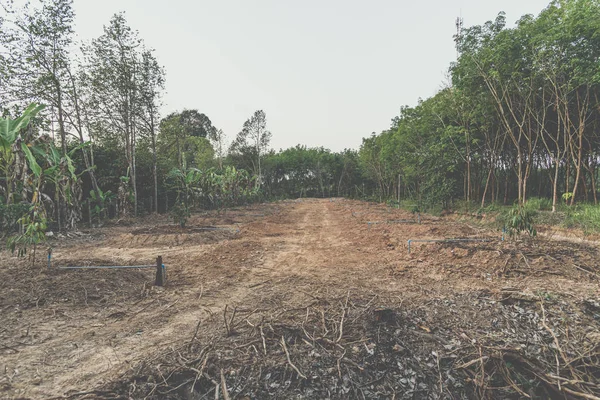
[1,199,599,399]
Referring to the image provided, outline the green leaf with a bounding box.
[21,142,42,178]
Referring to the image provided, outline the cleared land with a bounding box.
[1,199,599,399]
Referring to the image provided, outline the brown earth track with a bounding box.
[1,199,599,399]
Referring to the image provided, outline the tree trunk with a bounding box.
[68,68,103,210]
[151,113,158,213]
[481,168,493,209]
[570,127,583,206]
[552,156,560,212]
[504,173,509,205]
[591,160,598,205]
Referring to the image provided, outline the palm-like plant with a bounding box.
[0,103,45,205]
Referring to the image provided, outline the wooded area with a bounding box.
[2,0,600,242]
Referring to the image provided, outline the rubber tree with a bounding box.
[138,50,165,213]
[83,13,144,216]
[229,110,272,188]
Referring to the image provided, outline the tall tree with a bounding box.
[0,0,101,228]
[0,0,73,154]
[159,110,215,170]
[82,13,143,216]
[138,50,165,213]
[230,110,272,187]
[210,128,227,170]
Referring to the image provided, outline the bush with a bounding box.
[499,204,537,239]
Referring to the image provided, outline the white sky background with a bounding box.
[70,1,548,151]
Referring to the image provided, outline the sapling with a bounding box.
[504,204,537,239]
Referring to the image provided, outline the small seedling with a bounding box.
[504,204,537,239]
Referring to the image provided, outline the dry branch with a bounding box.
[280,336,307,379]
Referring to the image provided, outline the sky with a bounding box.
[68,0,551,152]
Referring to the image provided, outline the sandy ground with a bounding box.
[1,199,599,399]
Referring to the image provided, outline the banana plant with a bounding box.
[39,142,89,229]
[89,188,114,222]
[0,103,45,205]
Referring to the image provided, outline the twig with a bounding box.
[249,279,271,288]
[337,349,347,378]
[220,369,230,400]
[190,317,202,345]
[572,263,600,278]
[228,306,237,335]
[519,252,530,268]
[561,387,600,400]
[320,309,329,336]
[190,355,209,394]
[539,301,574,382]
[337,291,350,343]
[260,325,267,355]
[280,336,306,379]
[223,305,237,336]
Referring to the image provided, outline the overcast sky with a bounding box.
[69,0,551,152]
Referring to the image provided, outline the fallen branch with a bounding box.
[337,291,350,343]
[280,336,307,379]
[220,369,230,400]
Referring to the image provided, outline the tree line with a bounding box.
[360,0,600,211]
[2,0,599,243]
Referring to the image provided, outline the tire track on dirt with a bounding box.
[4,202,332,398]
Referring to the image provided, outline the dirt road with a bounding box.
[2,199,599,398]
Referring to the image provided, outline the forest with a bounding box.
[1,0,600,239]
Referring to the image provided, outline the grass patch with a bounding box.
[563,204,600,233]
[524,197,553,212]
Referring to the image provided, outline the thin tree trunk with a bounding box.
[481,168,493,209]
[571,128,583,206]
[504,173,509,205]
[152,121,158,213]
[552,157,560,212]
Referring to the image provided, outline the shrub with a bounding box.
[500,204,537,239]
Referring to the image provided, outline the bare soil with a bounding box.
[1,199,599,399]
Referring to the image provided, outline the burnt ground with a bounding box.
[1,199,599,399]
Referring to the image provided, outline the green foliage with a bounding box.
[525,197,553,212]
[0,203,30,234]
[7,202,47,265]
[501,204,537,239]
[261,146,360,199]
[0,103,46,203]
[562,192,574,204]
[166,165,260,212]
[89,188,114,221]
[159,111,216,170]
[171,202,190,228]
[563,204,600,233]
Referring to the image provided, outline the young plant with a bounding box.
[171,202,190,227]
[562,192,573,205]
[89,188,114,222]
[504,204,537,239]
[7,197,47,266]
